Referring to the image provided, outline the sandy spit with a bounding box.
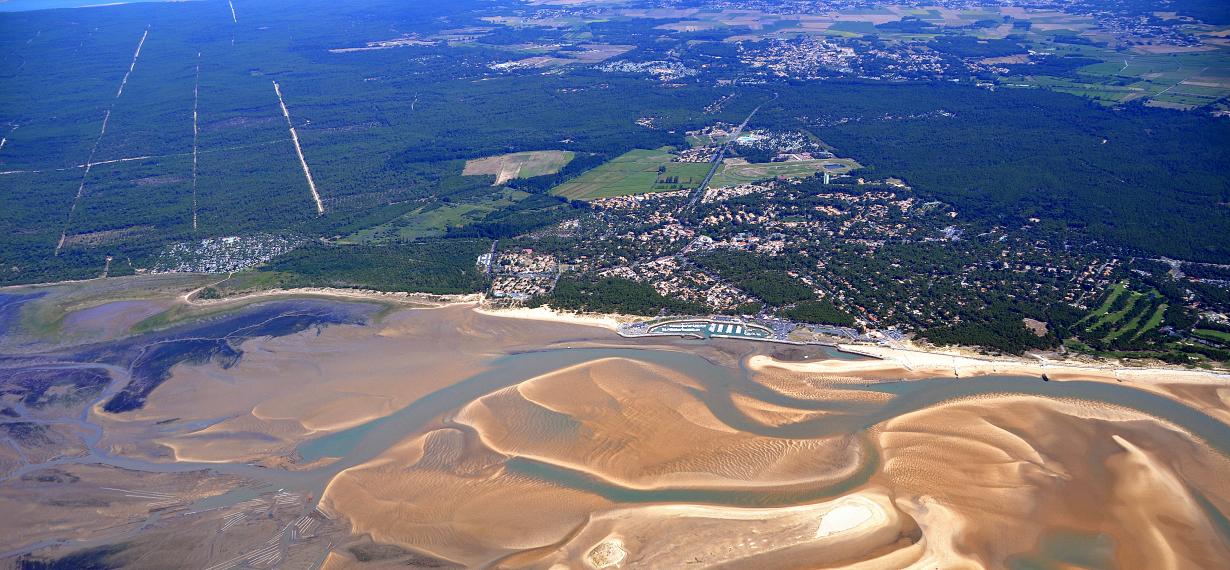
[751,343,1230,386]
[183,284,482,307]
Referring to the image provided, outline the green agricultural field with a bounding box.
[828,21,878,35]
[1058,50,1230,108]
[550,149,710,200]
[708,158,860,188]
[1015,75,1138,104]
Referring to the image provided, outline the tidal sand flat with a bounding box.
[2,284,1229,568]
[454,356,865,490]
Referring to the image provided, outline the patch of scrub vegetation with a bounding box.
[194,271,292,299]
[550,149,710,200]
[463,150,575,185]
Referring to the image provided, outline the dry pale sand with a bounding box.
[751,343,1230,386]
[319,350,887,567]
[473,304,626,331]
[454,356,863,490]
[750,343,1230,433]
[184,284,480,307]
[874,395,1230,569]
[502,488,915,569]
[746,362,897,401]
[730,392,836,427]
[320,427,611,567]
[310,313,1230,568]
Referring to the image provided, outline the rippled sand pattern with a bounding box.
[4,293,1230,569]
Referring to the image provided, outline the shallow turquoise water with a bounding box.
[1008,529,1117,570]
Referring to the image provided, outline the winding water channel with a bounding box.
[6,309,1230,524]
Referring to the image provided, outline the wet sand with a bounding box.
[3,285,1230,568]
[104,304,619,464]
[874,395,1230,569]
[504,489,913,569]
[454,356,863,491]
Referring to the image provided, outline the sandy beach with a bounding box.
[472,304,627,331]
[750,342,1230,385]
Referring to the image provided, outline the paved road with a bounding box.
[685,92,778,211]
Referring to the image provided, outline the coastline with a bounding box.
[172,287,1230,381]
[472,304,630,332]
[9,272,1227,381]
[470,304,1230,382]
[469,303,1230,381]
[752,342,1230,385]
[181,284,483,308]
[7,280,1230,568]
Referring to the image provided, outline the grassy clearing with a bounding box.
[462,150,575,185]
[1193,329,1230,343]
[1091,293,1141,332]
[708,158,860,188]
[1107,298,1159,342]
[549,149,709,200]
[1078,282,1127,325]
[1076,282,1172,345]
[343,189,530,242]
[1132,303,1168,340]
